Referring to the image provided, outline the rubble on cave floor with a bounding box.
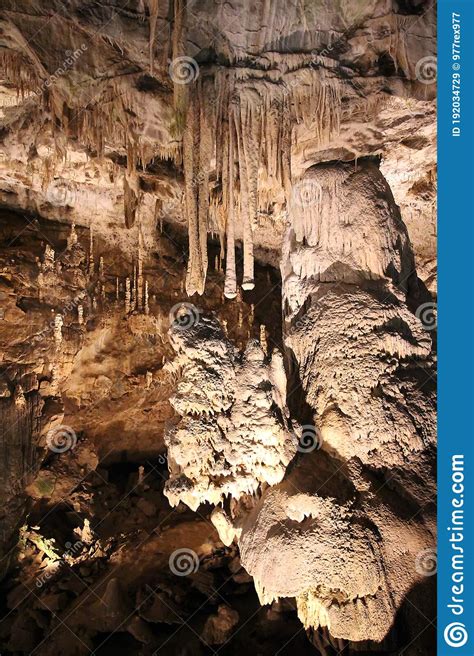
[0,450,317,655]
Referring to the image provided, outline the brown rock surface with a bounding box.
[0,1,436,654]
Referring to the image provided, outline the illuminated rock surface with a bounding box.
[0,1,436,654]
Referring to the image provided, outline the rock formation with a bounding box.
[0,1,436,654]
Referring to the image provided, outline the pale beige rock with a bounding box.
[164,316,297,510]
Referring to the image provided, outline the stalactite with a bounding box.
[146,0,159,75]
[99,256,104,279]
[183,92,202,295]
[172,0,186,110]
[197,82,212,288]
[116,277,119,303]
[224,112,237,299]
[0,50,39,97]
[236,99,257,291]
[78,305,84,325]
[124,173,140,229]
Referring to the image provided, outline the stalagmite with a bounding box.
[259,324,268,355]
[80,519,94,544]
[137,236,144,311]
[145,371,153,389]
[44,244,55,272]
[144,280,149,315]
[125,278,131,314]
[13,385,26,408]
[54,314,63,347]
[88,227,94,275]
[0,5,438,653]
[50,365,59,393]
[37,270,44,301]
[133,265,138,311]
[67,222,78,250]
